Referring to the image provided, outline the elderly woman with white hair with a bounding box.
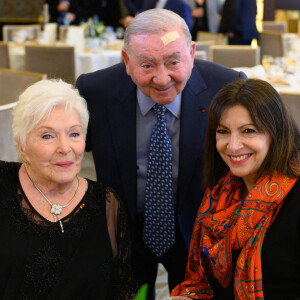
[0,80,135,299]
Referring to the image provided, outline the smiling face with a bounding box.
[216,105,272,192]
[19,105,85,186]
[122,26,195,105]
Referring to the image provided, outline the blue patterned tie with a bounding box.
[143,104,175,257]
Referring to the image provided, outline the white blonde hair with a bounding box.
[12,79,89,151]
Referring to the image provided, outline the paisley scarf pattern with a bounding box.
[171,171,297,299]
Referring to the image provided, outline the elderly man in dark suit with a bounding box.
[76,8,246,300]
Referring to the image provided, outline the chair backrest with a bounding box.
[2,24,41,43]
[210,45,260,68]
[195,40,215,60]
[259,31,284,60]
[25,45,75,85]
[0,68,46,106]
[194,50,207,61]
[196,31,226,44]
[0,42,10,68]
[262,21,288,33]
[0,103,19,162]
[279,91,300,129]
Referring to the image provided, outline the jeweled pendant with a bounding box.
[51,204,63,215]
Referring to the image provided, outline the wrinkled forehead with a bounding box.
[129,27,187,47]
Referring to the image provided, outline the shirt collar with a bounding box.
[137,88,181,119]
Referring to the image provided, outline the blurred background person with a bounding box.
[0,80,135,299]
[171,78,300,299]
[46,0,123,29]
[80,0,121,29]
[219,0,258,45]
[46,0,79,25]
[157,0,192,31]
[187,0,224,40]
[123,0,192,30]
[125,0,157,16]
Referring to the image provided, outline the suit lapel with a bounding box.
[104,63,210,218]
[177,65,209,208]
[107,76,138,220]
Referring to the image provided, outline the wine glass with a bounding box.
[262,55,274,73]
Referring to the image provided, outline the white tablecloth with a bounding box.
[8,45,122,78]
[234,64,300,93]
[75,50,122,76]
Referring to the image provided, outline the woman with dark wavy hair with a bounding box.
[171,78,300,299]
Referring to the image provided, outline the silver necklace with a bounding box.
[25,167,80,233]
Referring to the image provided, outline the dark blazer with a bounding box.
[164,0,192,31]
[125,0,157,16]
[124,0,191,30]
[76,60,246,245]
[219,0,258,42]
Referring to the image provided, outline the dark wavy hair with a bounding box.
[202,78,300,190]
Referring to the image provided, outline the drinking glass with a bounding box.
[262,55,274,72]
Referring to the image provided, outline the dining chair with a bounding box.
[262,21,288,33]
[195,40,215,61]
[0,42,10,68]
[0,102,19,162]
[2,24,41,43]
[25,45,75,85]
[0,68,46,106]
[194,50,207,61]
[210,45,260,68]
[196,31,226,45]
[279,91,300,129]
[259,31,284,61]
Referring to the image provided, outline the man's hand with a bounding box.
[192,8,204,18]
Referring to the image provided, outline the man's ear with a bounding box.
[190,41,196,60]
[122,49,131,76]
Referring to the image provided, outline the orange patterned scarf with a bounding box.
[171,171,297,299]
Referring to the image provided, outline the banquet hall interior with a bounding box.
[0,0,300,298]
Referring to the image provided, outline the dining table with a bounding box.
[8,40,123,79]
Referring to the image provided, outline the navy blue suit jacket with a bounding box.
[76,60,246,245]
[125,0,156,15]
[219,0,258,41]
[164,0,192,31]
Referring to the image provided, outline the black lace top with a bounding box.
[0,161,135,300]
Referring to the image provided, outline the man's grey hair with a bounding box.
[124,8,192,53]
